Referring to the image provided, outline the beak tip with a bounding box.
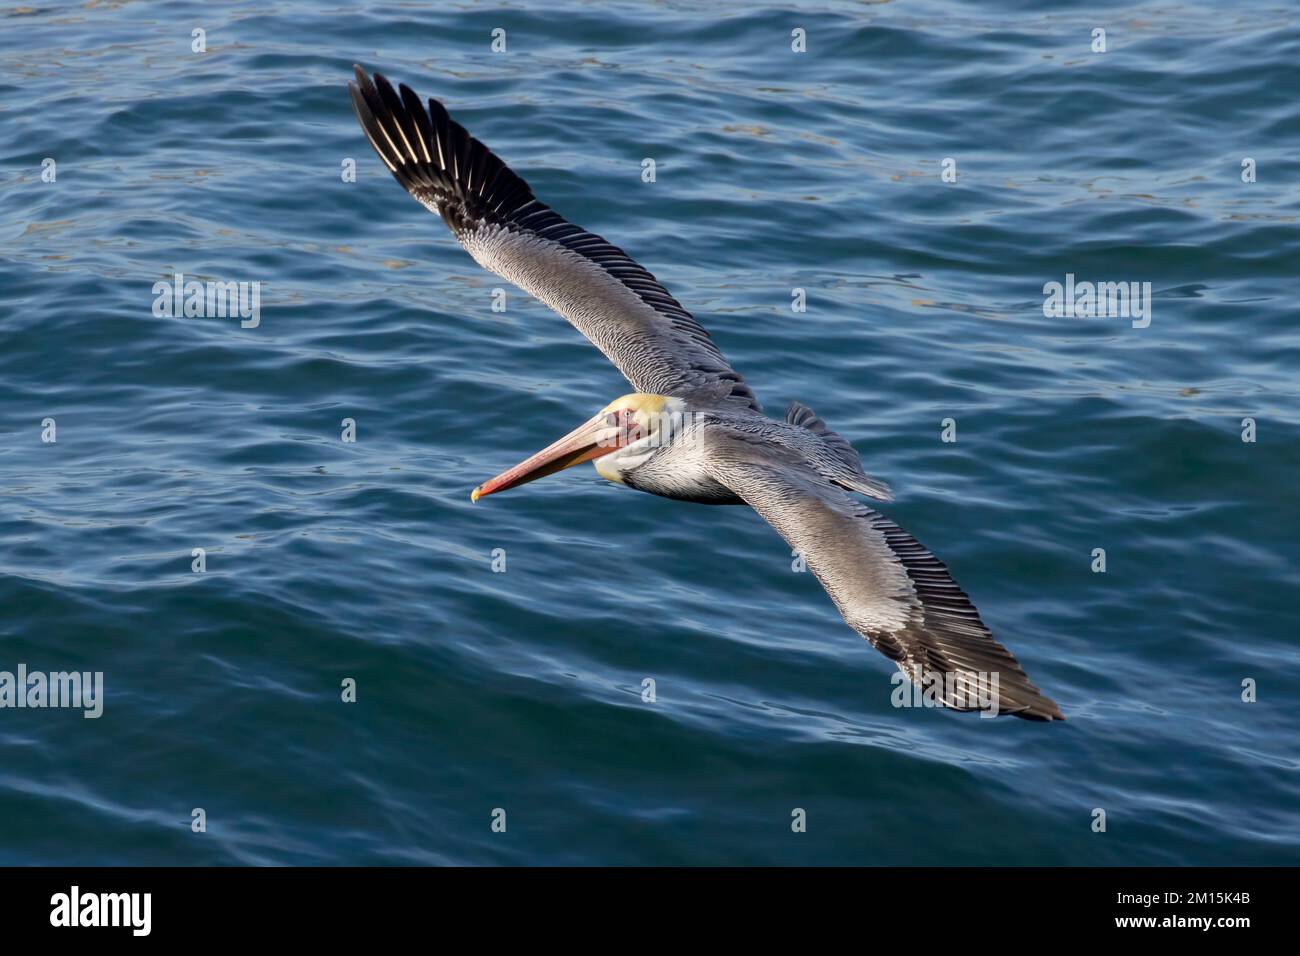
[470,487,481,503]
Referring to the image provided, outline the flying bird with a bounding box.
[348,66,1064,721]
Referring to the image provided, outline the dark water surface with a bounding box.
[2,0,1298,865]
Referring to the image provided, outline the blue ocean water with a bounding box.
[1,0,1298,865]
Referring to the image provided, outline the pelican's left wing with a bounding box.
[348,66,760,412]
[703,427,1063,721]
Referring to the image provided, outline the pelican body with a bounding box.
[349,66,1064,721]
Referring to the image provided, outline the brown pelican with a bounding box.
[348,66,1064,721]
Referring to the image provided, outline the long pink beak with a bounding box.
[471,409,624,502]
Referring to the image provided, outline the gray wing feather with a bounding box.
[784,401,892,501]
[703,427,1063,721]
[349,66,760,412]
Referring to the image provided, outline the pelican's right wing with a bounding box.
[348,66,760,412]
[703,428,1063,721]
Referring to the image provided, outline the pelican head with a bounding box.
[471,394,686,502]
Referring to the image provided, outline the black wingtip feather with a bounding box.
[869,512,1066,723]
[348,65,541,233]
